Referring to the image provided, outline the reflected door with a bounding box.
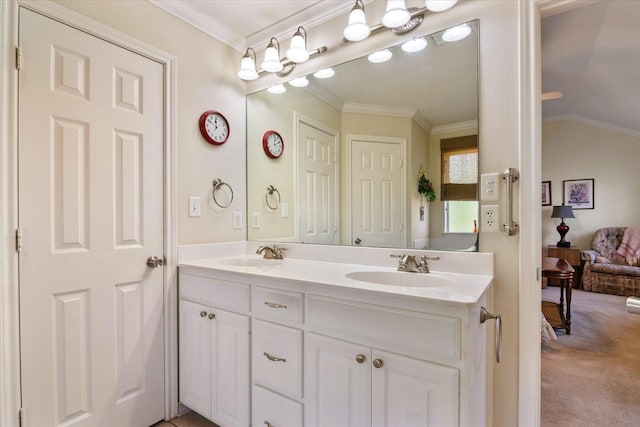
[18,9,165,426]
[350,137,404,248]
[297,121,338,244]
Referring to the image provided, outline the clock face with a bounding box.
[199,111,229,145]
[263,131,284,158]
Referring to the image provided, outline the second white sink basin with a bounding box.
[345,271,454,287]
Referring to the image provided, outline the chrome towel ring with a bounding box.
[212,178,234,208]
[266,185,281,210]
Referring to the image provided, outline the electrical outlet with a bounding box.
[481,204,500,232]
[232,211,242,229]
[480,173,500,201]
[188,196,201,217]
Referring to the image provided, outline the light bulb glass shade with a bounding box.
[382,0,411,28]
[313,68,335,79]
[344,1,370,42]
[267,84,286,94]
[261,37,283,72]
[368,49,393,64]
[288,76,309,87]
[401,37,428,53]
[550,205,575,219]
[425,0,457,12]
[286,27,309,63]
[442,23,471,42]
[237,48,258,80]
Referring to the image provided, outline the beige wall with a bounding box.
[55,0,247,245]
[410,120,430,247]
[542,119,640,249]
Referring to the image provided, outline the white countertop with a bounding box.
[179,255,492,305]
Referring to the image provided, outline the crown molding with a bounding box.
[543,114,640,139]
[342,102,433,133]
[430,119,478,135]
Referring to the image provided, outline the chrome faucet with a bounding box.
[256,244,286,260]
[390,254,440,273]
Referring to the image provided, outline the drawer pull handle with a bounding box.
[373,358,384,369]
[208,313,216,320]
[263,352,287,363]
[264,421,274,427]
[264,301,288,309]
[355,354,366,364]
[200,311,207,318]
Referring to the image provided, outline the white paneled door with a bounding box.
[350,137,404,248]
[18,9,165,427]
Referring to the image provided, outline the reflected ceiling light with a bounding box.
[261,37,284,72]
[267,84,287,94]
[401,37,428,53]
[313,68,335,79]
[368,49,393,63]
[344,0,371,42]
[425,0,458,12]
[288,76,309,87]
[382,0,411,28]
[286,26,310,63]
[442,23,471,42]
[237,48,258,80]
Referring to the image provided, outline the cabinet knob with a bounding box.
[208,313,216,320]
[355,354,366,364]
[373,358,384,369]
[200,311,207,318]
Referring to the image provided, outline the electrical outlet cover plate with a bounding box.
[480,173,500,201]
[481,204,500,232]
[232,211,242,229]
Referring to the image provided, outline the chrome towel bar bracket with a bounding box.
[212,178,234,208]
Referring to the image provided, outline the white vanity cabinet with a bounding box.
[178,270,250,427]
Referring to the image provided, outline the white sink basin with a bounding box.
[221,257,282,267]
[345,271,454,287]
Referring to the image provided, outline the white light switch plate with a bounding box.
[188,196,201,217]
[232,211,242,229]
[251,212,260,228]
[281,202,289,218]
[480,173,500,201]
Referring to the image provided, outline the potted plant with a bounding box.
[418,172,436,203]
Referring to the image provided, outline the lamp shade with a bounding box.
[237,48,258,81]
[261,38,283,73]
[425,0,458,12]
[344,0,370,42]
[551,205,575,219]
[286,27,309,63]
[382,0,411,29]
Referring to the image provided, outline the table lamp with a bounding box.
[551,205,575,247]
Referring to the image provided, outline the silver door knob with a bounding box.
[354,237,362,245]
[146,256,164,268]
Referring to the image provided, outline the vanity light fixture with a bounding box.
[288,76,309,87]
[261,37,284,73]
[237,47,259,81]
[425,0,458,12]
[344,0,371,42]
[313,68,335,79]
[267,84,287,94]
[286,26,310,63]
[368,49,393,63]
[401,36,428,53]
[442,23,471,42]
[382,0,411,29]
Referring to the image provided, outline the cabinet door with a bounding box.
[210,308,250,427]
[371,350,459,427]
[305,333,370,427]
[179,299,212,418]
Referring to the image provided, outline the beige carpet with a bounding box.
[542,287,640,427]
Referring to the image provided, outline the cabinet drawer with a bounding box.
[252,320,303,398]
[307,295,461,361]
[252,385,302,427]
[179,271,249,313]
[252,286,303,325]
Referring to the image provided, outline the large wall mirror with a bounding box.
[247,20,479,251]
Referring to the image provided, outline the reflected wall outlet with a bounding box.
[481,173,500,201]
[481,204,500,232]
[232,211,242,229]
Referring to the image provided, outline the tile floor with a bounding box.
[151,411,219,427]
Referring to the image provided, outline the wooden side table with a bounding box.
[542,257,575,334]
[547,245,583,287]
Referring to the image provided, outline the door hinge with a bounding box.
[16,46,22,71]
[16,228,23,252]
[19,407,25,427]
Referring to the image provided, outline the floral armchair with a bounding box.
[581,227,640,297]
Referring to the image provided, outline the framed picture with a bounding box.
[541,181,552,206]
[563,178,594,209]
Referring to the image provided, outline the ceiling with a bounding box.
[149,0,640,137]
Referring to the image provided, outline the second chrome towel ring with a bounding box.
[212,178,234,208]
[266,185,281,210]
